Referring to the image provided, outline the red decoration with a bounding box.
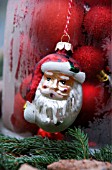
[82,83,102,115]
[73,46,105,81]
[75,82,110,126]
[11,93,38,133]
[32,0,84,56]
[37,128,64,140]
[84,6,111,39]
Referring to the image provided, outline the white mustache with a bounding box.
[57,90,68,96]
[40,87,68,96]
[40,87,63,99]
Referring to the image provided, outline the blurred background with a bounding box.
[0,0,8,77]
[0,0,8,115]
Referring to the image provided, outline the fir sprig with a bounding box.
[0,128,89,159]
[92,145,112,163]
[0,128,111,170]
[0,152,57,170]
[67,128,89,159]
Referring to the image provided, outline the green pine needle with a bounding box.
[0,127,111,170]
[67,127,89,159]
[92,145,112,163]
[0,152,57,170]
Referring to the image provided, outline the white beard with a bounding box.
[34,81,82,122]
[24,80,83,132]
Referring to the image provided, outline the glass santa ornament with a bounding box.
[24,40,86,132]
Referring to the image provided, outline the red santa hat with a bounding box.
[41,58,85,83]
[26,42,85,102]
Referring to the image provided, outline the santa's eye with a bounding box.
[47,77,51,81]
[60,80,66,85]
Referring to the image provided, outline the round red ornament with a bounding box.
[75,82,109,126]
[84,6,111,39]
[37,128,64,140]
[73,46,105,81]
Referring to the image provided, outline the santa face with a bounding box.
[40,71,75,100]
[29,71,83,132]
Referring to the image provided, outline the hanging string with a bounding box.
[61,0,73,42]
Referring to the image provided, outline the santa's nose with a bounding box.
[50,79,58,89]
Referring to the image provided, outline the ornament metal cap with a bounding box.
[55,42,73,52]
[55,34,73,52]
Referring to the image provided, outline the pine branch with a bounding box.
[0,128,111,170]
[67,127,89,159]
[0,151,57,170]
[92,145,112,163]
[0,128,88,159]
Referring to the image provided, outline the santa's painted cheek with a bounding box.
[63,88,71,95]
[58,85,71,96]
[58,83,70,91]
[63,89,67,92]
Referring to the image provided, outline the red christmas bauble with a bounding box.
[32,0,84,56]
[75,82,109,126]
[84,6,111,39]
[11,93,38,133]
[73,46,105,81]
[37,128,64,140]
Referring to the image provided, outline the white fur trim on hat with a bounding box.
[41,61,85,84]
